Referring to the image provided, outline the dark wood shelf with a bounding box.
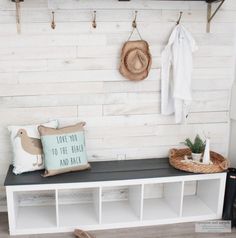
[4,158,196,186]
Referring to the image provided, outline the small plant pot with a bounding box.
[191,152,202,162]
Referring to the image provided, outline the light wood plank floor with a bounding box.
[0,213,235,238]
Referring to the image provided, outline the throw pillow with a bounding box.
[8,120,58,175]
[38,122,90,177]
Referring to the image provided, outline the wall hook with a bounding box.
[92,11,97,28]
[132,10,138,28]
[51,11,56,30]
[127,10,142,41]
[176,11,183,25]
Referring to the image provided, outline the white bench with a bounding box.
[4,158,226,236]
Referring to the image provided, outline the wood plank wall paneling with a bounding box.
[0,0,235,210]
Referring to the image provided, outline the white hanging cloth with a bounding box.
[161,24,198,124]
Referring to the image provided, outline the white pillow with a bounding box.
[8,120,58,175]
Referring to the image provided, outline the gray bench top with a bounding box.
[4,158,195,186]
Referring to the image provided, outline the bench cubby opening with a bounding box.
[182,178,221,217]
[57,187,100,227]
[14,190,57,230]
[143,181,183,221]
[101,185,142,224]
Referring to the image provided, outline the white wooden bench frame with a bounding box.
[6,172,226,236]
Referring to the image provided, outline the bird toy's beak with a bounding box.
[14,133,20,140]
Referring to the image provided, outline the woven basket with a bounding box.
[169,148,229,173]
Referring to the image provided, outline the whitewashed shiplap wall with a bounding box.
[0,0,235,210]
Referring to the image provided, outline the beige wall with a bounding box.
[0,0,236,209]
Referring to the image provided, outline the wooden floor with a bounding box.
[0,213,235,238]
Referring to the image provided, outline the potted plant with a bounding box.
[184,135,205,162]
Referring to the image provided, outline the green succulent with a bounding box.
[184,135,205,154]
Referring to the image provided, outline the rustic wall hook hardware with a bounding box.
[132,10,138,28]
[206,0,225,32]
[127,10,142,41]
[92,11,97,28]
[176,12,183,25]
[51,11,56,29]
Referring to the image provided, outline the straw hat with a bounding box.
[119,40,152,81]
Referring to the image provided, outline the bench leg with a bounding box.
[6,187,16,235]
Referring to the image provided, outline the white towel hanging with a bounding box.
[161,25,198,124]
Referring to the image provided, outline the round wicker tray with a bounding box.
[169,148,229,173]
